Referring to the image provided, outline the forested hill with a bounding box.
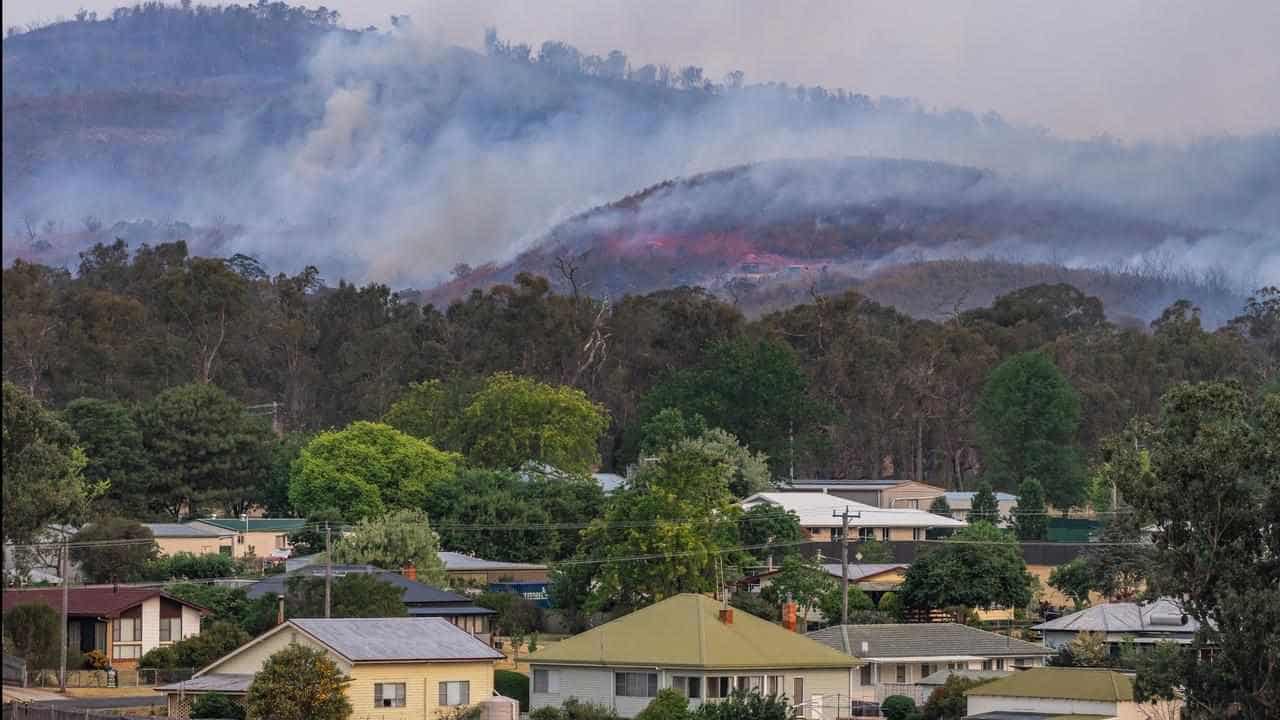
[4,240,1276,485]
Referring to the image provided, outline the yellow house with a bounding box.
[156,617,504,719]
[187,517,307,559]
[144,523,235,557]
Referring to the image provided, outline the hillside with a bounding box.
[422,157,1253,323]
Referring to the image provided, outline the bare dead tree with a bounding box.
[571,298,611,387]
[554,255,585,299]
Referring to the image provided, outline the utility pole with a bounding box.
[832,507,861,626]
[59,539,69,692]
[324,522,332,619]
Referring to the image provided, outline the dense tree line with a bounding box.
[3,242,1275,490]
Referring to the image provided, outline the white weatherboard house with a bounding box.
[526,594,858,718]
[807,623,1052,705]
[740,492,965,542]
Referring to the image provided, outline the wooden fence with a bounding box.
[2,706,154,720]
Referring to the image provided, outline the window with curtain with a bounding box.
[158,616,181,643]
[895,664,906,683]
[375,683,406,708]
[672,676,701,699]
[533,669,556,694]
[614,672,657,698]
[705,676,732,699]
[766,675,782,696]
[439,681,470,706]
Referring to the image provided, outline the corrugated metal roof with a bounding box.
[965,667,1134,702]
[807,623,1053,659]
[818,563,907,581]
[291,618,503,662]
[944,491,1019,505]
[527,594,858,670]
[155,674,254,693]
[244,566,473,605]
[741,493,966,529]
[2,587,207,618]
[439,551,546,571]
[1031,598,1200,635]
[144,523,229,538]
[194,518,307,532]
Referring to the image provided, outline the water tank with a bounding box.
[1148,613,1188,626]
[478,695,520,720]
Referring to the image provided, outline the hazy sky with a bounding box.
[6,0,1279,141]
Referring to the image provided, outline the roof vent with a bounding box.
[1149,613,1189,626]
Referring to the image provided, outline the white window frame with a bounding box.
[375,682,407,708]
[895,664,907,684]
[439,680,470,706]
[533,669,558,694]
[672,675,702,699]
[614,672,658,698]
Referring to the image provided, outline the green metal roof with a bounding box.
[966,667,1134,702]
[194,518,307,532]
[527,594,860,670]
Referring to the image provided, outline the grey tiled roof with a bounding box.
[1032,598,1201,634]
[292,618,504,662]
[244,565,472,604]
[807,623,1054,659]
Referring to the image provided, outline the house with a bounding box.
[778,480,947,509]
[807,623,1053,704]
[1,587,208,668]
[963,666,1182,720]
[186,517,307,560]
[593,472,627,494]
[1032,599,1201,656]
[439,551,549,585]
[527,593,858,718]
[741,492,965,543]
[739,563,908,607]
[155,617,503,719]
[144,523,235,557]
[943,491,1019,523]
[242,564,496,640]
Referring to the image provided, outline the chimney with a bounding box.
[718,607,734,625]
[782,601,798,632]
[402,563,417,582]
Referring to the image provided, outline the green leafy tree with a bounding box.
[968,481,1000,525]
[761,555,835,627]
[139,621,250,669]
[1066,631,1109,667]
[1109,382,1279,718]
[2,382,92,544]
[737,504,803,560]
[330,509,448,585]
[920,676,987,720]
[287,573,408,619]
[3,603,61,669]
[136,383,273,518]
[636,688,691,720]
[495,670,530,712]
[881,695,917,720]
[547,560,598,632]
[146,552,240,581]
[456,373,609,473]
[637,408,707,457]
[1079,513,1153,601]
[851,539,894,563]
[899,523,1035,612]
[676,428,771,498]
[261,432,310,516]
[476,592,544,636]
[1047,558,1092,610]
[288,509,344,557]
[927,495,952,517]
[289,422,459,520]
[878,591,903,620]
[1011,478,1048,540]
[71,517,157,583]
[245,644,351,720]
[191,693,246,720]
[163,583,256,631]
[61,397,150,518]
[630,337,822,476]
[584,437,743,609]
[818,583,875,624]
[976,351,1086,509]
[729,590,780,622]
[383,376,482,451]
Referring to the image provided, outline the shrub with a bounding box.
[920,676,985,720]
[635,689,690,720]
[531,698,622,720]
[881,695,917,720]
[192,693,246,719]
[691,691,790,720]
[3,603,61,669]
[84,650,110,670]
[495,670,530,711]
[878,591,903,620]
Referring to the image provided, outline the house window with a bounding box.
[895,664,907,684]
[920,663,934,679]
[672,676,702,699]
[112,644,141,660]
[375,683,406,708]
[736,676,763,693]
[912,528,923,541]
[858,527,875,541]
[766,676,782,696]
[981,660,993,670]
[439,681,470,706]
[533,670,557,694]
[219,546,232,556]
[615,672,657,698]
[275,535,288,549]
[113,617,142,642]
[859,665,873,686]
[880,528,890,541]
[237,534,245,544]
[158,617,181,643]
[995,658,1005,670]
[706,676,732,699]
[1013,657,1030,667]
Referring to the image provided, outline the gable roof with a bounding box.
[807,623,1053,660]
[527,593,858,670]
[243,565,490,610]
[943,491,1018,506]
[1032,598,1200,635]
[2,587,207,618]
[144,523,231,538]
[741,493,966,529]
[818,563,907,582]
[438,551,546,572]
[966,667,1134,702]
[192,518,307,533]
